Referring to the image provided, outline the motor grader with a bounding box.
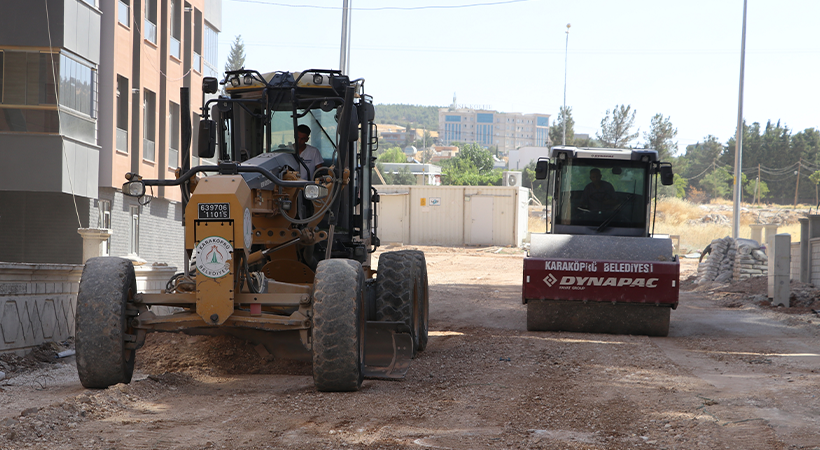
[523,146,678,336]
[74,69,428,392]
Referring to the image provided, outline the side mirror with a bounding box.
[198,119,216,158]
[535,158,550,180]
[202,77,219,94]
[348,106,360,142]
[659,165,674,186]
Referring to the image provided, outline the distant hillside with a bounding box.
[374,104,441,131]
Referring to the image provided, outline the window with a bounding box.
[59,53,96,117]
[118,0,130,26]
[80,0,97,6]
[144,0,157,44]
[203,22,219,77]
[193,9,202,72]
[129,205,140,255]
[98,199,111,256]
[143,89,156,161]
[168,101,179,168]
[170,0,181,58]
[116,75,129,153]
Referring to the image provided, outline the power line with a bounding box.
[230,0,529,10]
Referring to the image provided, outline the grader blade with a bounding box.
[363,321,413,379]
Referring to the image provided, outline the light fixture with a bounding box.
[243,74,252,85]
[312,74,323,84]
[230,77,240,87]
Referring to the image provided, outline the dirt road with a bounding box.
[1,247,819,449]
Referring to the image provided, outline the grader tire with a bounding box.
[395,250,429,352]
[75,257,138,389]
[375,251,421,355]
[312,259,365,392]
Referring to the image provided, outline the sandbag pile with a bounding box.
[733,240,768,281]
[696,237,768,284]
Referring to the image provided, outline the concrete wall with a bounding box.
[0,262,177,355]
[0,263,82,355]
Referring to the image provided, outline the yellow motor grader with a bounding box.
[74,69,428,391]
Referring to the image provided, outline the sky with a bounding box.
[217,0,820,155]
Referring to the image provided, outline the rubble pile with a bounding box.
[696,236,768,284]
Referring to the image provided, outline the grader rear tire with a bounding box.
[312,259,365,392]
[75,257,138,389]
[375,251,422,355]
[395,250,429,352]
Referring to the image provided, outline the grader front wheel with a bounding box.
[75,257,138,389]
[312,259,366,392]
[375,251,425,355]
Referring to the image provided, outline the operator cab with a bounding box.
[536,146,674,238]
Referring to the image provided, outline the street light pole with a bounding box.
[732,0,747,239]
[562,23,571,146]
[339,0,351,75]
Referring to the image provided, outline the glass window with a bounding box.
[144,0,157,44]
[118,0,130,26]
[58,54,96,117]
[116,75,129,152]
[3,51,26,105]
[98,199,111,256]
[169,101,179,168]
[555,159,647,229]
[130,205,140,255]
[143,89,156,161]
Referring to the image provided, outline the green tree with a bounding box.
[680,136,726,186]
[224,35,246,73]
[597,105,639,148]
[374,104,440,130]
[454,142,494,174]
[393,166,417,185]
[376,147,407,163]
[700,167,733,199]
[742,173,769,202]
[549,106,574,147]
[643,113,678,160]
[809,170,820,206]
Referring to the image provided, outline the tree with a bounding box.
[597,105,639,148]
[224,35,246,74]
[742,173,769,203]
[700,167,733,199]
[376,147,407,163]
[809,170,820,206]
[223,35,246,94]
[643,113,678,160]
[393,166,417,185]
[549,106,574,147]
[454,142,494,174]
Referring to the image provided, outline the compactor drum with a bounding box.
[75,70,428,391]
[523,147,679,336]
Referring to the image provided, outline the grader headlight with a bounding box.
[304,184,328,200]
[123,180,146,197]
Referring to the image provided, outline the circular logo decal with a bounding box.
[243,208,253,249]
[196,236,233,278]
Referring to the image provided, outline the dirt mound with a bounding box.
[686,274,820,314]
[135,333,311,377]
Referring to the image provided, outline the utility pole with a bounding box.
[794,157,801,206]
[756,164,761,204]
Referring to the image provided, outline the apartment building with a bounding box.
[0,0,221,268]
[438,107,550,154]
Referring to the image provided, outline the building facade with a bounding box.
[438,107,550,154]
[0,0,221,268]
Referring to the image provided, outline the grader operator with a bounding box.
[74,69,428,392]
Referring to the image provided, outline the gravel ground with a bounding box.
[1,247,819,449]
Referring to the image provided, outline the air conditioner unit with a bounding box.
[502,171,522,187]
